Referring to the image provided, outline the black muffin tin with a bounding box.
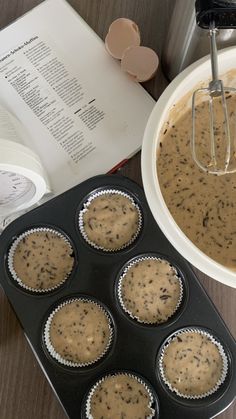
[0,174,235,419]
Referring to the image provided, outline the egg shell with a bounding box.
[105,18,141,59]
[121,46,159,82]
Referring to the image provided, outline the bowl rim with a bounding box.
[141,46,236,288]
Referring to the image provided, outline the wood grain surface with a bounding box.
[0,1,235,418]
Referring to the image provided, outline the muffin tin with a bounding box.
[0,174,235,419]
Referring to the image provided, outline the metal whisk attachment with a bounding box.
[191,21,236,175]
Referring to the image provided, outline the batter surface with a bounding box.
[12,230,74,290]
[89,374,154,419]
[162,331,223,396]
[120,258,181,323]
[82,192,140,250]
[157,94,236,269]
[49,300,111,365]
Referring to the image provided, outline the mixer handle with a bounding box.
[195,0,236,29]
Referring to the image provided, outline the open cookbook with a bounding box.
[0,0,155,200]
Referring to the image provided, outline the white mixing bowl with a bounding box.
[142,47,236,288]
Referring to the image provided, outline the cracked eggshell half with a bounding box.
[121,46,159,82]
[105,18,141,59]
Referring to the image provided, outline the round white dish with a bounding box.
[141,47,236,288]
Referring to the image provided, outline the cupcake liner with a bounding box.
[85,372,156,419]
[78,188,142,252]
[117,256,183,324]
[8,227,74,293]
[158,327,228,399]
[43,297,114,368]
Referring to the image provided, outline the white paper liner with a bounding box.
[117,256,183,324]
[85,372,156,419]
[43,297,113,368]
[158,327,228,399]
[8,227,74,293]
[78,188,142,252]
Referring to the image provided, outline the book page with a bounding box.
[0,0,155,195]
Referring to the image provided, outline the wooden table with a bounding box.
[0,1,235,418]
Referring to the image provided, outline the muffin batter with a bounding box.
[12,230,74,291]
[82,192,140,250]
[157,93,236,269]
[120,258,181,323]
[162,331,223,396]
[48,300,111,365]
[89,374,154,418]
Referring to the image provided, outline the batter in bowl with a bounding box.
[157,93,236,269]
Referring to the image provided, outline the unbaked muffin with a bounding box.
[86,373,155,418]
[118,257,183,324]
[79,189,141,251]
[159,328,228,398]
[44,298,113,367]
[8,228,74,292]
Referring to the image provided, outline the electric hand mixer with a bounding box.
[191,0,236,175]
